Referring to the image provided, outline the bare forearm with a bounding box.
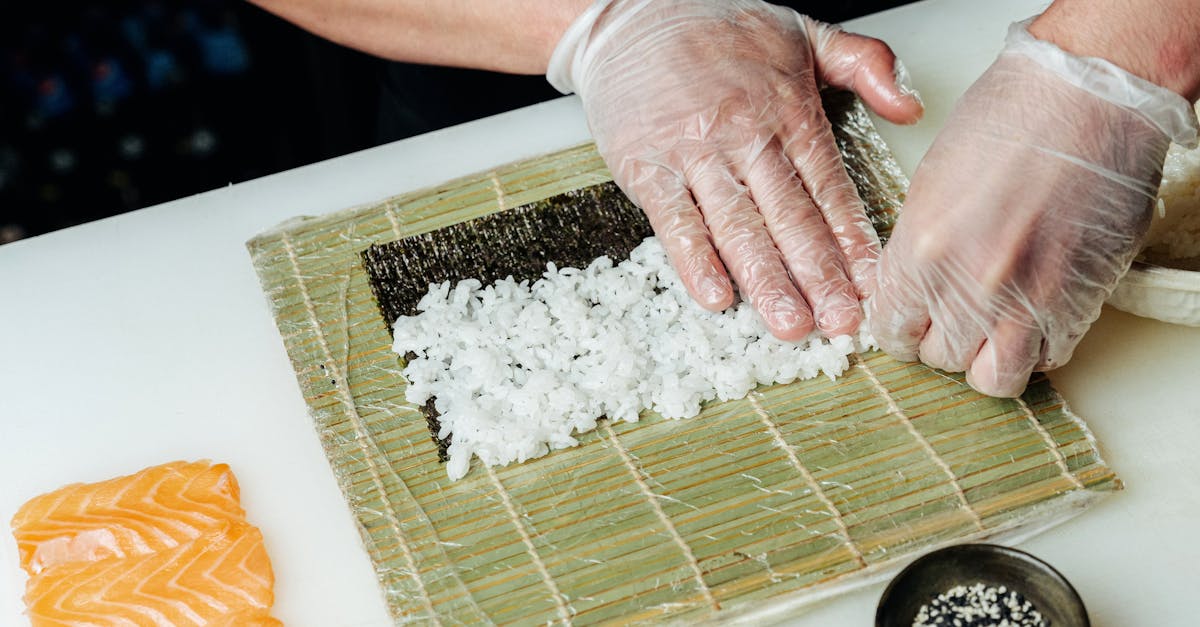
[247,0,592,74]
[1031,0,1200,101]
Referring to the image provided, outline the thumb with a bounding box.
[804,18,924,125]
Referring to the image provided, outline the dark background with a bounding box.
[0,0,912,245]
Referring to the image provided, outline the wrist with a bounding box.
[1031,0,1200,101]
[546,0,610,92]
[535,1,597,74]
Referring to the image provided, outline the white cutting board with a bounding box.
[3,0,1199,625]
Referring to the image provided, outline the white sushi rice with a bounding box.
[394,237,873,481]
[1144,102,1200,259]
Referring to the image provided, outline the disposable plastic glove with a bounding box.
[548,0,923,340]
[870,20,1200,397]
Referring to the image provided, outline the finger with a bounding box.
[867,248,930,361]
[741,146,862,336]
[1022,258,1089,374]
[966,319,1041,398]
[620,160,734,311]
[917,315,986,374]
[777,94,881,300]
[915,278,989,372]
[1034,323,1083,372]
[688,164,814,340]
[804,18,924,125]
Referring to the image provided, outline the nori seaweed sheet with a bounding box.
[822,89,905,243]
[362,182,652,324]
[361,90,906,462]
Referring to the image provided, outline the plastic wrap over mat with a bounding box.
[246,91,1121,625]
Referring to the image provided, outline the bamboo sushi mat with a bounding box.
[247,99,1120,625]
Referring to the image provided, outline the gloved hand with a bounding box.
[869,19,1200,397]
[547,0,923,340]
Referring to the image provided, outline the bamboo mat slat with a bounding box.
[247,94,1119,625]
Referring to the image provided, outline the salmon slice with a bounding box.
[24,522,278,626]
[12,460,280,625]
[12,461,244,575]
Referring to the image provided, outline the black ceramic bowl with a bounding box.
[876,544,1088,627]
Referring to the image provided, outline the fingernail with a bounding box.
[768,302,813,340]
[770,306,801,328]
[698,273,732,310]
[966,351,1023,398]
[893,59,923,106]
[817,303,862,336]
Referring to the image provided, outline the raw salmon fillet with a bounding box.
[25,523,278,626]
[12,461,244,575]
[11,461,280,626]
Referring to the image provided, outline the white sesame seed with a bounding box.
[911,582,1049,627]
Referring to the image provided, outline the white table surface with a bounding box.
[3,0,1198,625]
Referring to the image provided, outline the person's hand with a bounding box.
[547,0,922,340]
[869,19,1200,397]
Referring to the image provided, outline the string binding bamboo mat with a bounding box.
[247,92,1120,625]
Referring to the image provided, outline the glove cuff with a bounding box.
[546,0,614,95]
[1005,17,1200,148]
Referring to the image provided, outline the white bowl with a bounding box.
[1109,259,1200,326]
